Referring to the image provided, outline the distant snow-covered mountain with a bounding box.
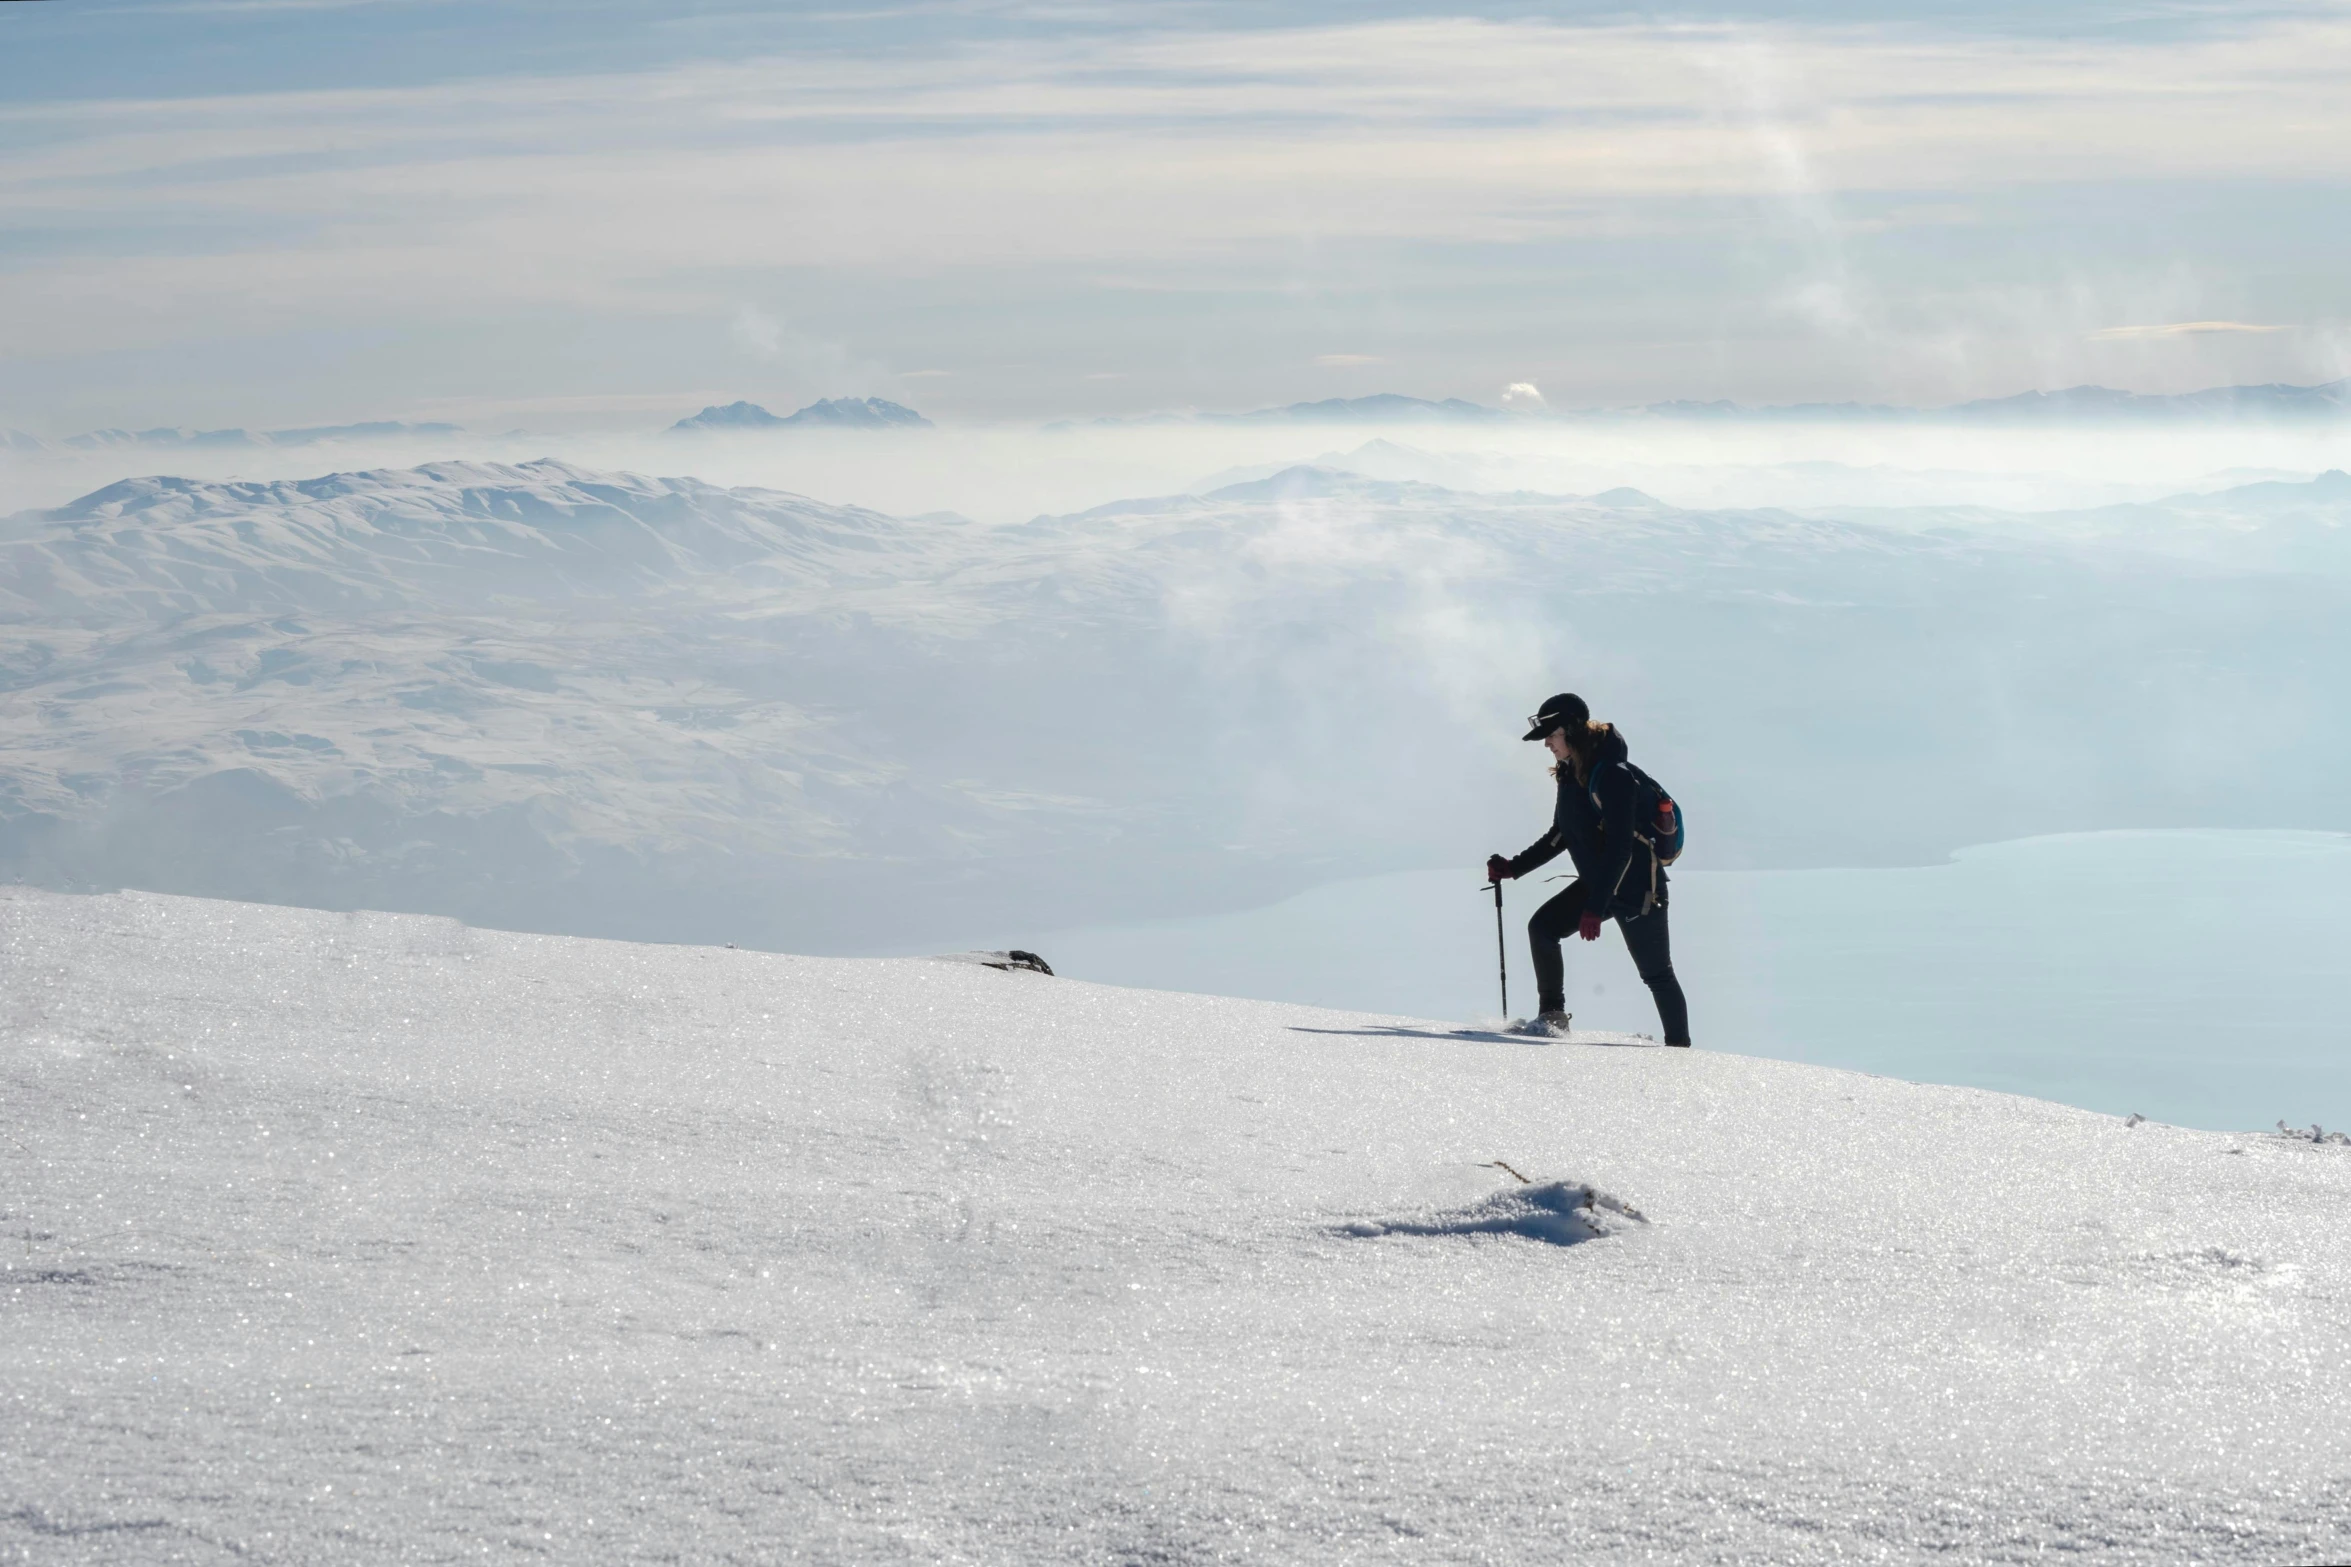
[1951,379,2351,419]
[667,400,784,430]
[3,458,2346,951]
[2,459,933,622]
[668,397,932,432]
[2162,465,2351,513]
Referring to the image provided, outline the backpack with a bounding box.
[1590,760,1685,866]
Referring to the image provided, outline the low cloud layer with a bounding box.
[6,446,2348,949]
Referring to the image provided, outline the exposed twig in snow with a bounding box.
[1482,1160,1533,1184]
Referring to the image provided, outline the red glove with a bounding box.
[1485,854,1512,882]
[1578,911,1603,941]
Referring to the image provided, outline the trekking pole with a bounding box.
[1484,879,1509,1018]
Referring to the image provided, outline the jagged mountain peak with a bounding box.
[0,458,926,628]
[33,457,695,528]
[669,397,932,432]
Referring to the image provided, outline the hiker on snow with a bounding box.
[1486,693,1692,1046]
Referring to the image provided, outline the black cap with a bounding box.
[1522,692,1588,741]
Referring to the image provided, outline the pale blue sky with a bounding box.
[4,0,2349,431]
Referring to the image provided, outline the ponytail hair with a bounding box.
[1550,721,1615,785]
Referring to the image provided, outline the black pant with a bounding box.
[1528,881,1690,1044]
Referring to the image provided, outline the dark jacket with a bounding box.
[1506,725,1667,920]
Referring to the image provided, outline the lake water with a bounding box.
[987,831,2351,1134]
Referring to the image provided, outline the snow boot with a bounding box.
[1534,1009,1572,1037]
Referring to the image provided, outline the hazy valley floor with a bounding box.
[4,886,2348,1564]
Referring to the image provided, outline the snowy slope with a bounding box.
[4,885,2347,1563]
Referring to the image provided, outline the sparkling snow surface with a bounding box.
[6,887,2349,1564]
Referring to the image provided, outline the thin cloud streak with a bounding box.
[11,17,2351,184]
[2087,321,2296,340]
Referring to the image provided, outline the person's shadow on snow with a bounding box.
[1286,1024,1664,1048]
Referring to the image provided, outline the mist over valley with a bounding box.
[4,427,2346,966]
